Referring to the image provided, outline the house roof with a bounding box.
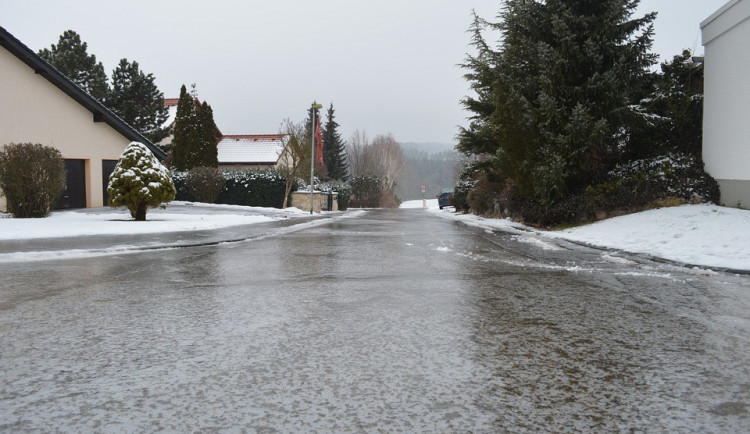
[217,134,285,165]
[0,25,166,160]
[161,97,222,137]
[701,0,749,45]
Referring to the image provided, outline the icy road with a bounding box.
[1,209,749,432]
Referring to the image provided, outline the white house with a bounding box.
[0,25,165,211]
[701,0,750,208]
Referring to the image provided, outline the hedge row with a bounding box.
[173,170,289,208]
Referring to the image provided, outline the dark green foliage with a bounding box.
[588,153,719,211]
[173,170,289,208]
[106,59,170,143]
[186,167,225,203]
[319,179,351,210]
[38,30,109,101]
[171,85,200,170]
[459,0,657,207]
[198,102,220,167]
[321,104,349,180]
[0,143,66,218]
[349,176,383,208]
[171,85,218,170]
[629,50,705,159]
[107,142,176,221]
[461,153,719,227]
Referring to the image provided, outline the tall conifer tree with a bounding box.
[38,30,109,101]
[322,104,349,180]
[460,0,656,205]
[107,59,169,143]
[198,101,219,168]
[171,85,200,171]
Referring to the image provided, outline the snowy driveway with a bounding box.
[1,209,750,432]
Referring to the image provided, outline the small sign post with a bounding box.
[420,184,427,209]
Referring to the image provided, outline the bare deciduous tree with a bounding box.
[370,133,406,191]
[278,119,311,208]
[346,129,370,178]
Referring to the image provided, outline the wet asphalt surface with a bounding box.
[1,208,750,432]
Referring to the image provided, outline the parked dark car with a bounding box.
[437,188,453,210]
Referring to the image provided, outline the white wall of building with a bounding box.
[0,44,130,210]
[701,0,750,208]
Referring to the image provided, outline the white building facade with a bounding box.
[701,0,750,208]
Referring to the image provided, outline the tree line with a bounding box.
[457,0,717,225]
[37,29,415,209]
[39,30,169,143]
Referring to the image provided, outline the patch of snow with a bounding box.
[548,204,750,271]
[0,210,275,241]
[400,199,439,209]
[430,204,750,272]
[511,235,563,251]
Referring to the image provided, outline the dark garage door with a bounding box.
[55,159,86,210]
[102,160,118,205]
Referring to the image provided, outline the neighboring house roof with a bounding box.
[160,96,222,136]
[163,98,179,130]
[217,134,285,165]
[0,25,166,160]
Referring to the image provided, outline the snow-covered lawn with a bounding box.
[0,202,308,241]
[402,199,750,272]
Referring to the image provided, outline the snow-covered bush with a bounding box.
[0,143,66,218]
[588,153,720,212]
[186,167,225,203]
[173,169,288,208]
[319,179,351,210]
[348,176,383,208]
[107,141,176,221]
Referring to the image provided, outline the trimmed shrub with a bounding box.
[186,167,226,203]
[319,179,351,210]
[0,143,66,218]
[108,142,176,221]
[173,169,288,208]
[349,176,382,208]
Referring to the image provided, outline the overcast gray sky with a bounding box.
[1,0,728,145]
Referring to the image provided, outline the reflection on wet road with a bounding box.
[1,209,749,432]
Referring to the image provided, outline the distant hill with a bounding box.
[399,142,457,154]
[396,147,460,201]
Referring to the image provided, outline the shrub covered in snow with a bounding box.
[186,167,225,204]
[173,169,288,208]
[318,179,351,210]
[0,143,66,218]
[348,176,383,208]
[588,153,719,212]
[107,141,176,221]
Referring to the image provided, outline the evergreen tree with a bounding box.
[322,103,349,180]
[171,85,201,171]
[460,0,656,206]
[107,142,176,221]
[38,30,109,101]
[171,85,219,170]
[629,50,704,159]
[198,101,219,167]
[106,59,170,143]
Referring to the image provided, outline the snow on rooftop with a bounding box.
[217,135,285,164]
